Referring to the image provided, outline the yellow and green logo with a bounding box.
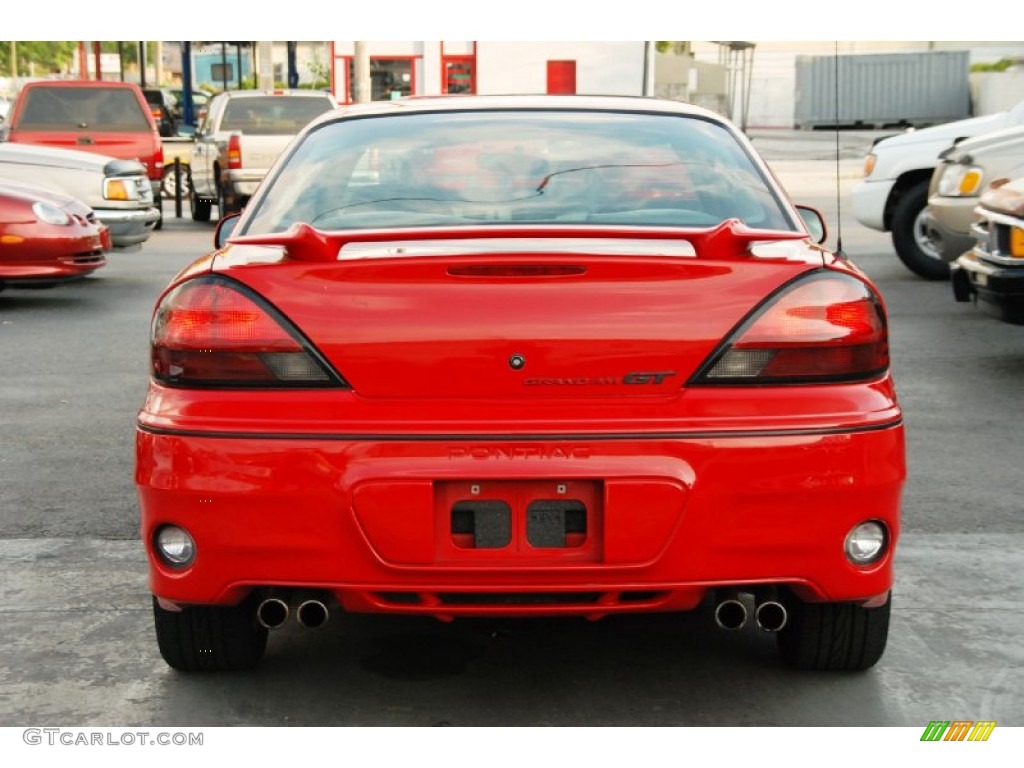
[920,721,996,742]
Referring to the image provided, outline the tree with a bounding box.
[0,42,158,79]
[0,41,79,76]
[98,41,158,67]
[655,42,693,56]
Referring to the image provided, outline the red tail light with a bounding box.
[692,272,889,384]
[228,134,242,170]
[151,277,344,388]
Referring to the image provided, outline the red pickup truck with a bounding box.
[3,80,164,207]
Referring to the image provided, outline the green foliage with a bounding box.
[98,41,159,67]
[306,60,328,90]
[0,41,158,77]
[970,58,1018,73]
[655,41,692,55]
[0,41,79,76]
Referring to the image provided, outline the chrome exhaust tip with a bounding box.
[256,597,289,630]
[714,598,748,631]
[754,600,788,632]
[296,599,329,629]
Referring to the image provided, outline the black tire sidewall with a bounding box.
[891,181,949,280]
[190,190,211,223]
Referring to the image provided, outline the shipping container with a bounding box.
[795,51,971,129]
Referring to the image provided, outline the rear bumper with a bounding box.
[222,169,265,198]
[136,422,905,618]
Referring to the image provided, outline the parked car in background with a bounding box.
[142,87,179,138]
[169,89,211,127]
[926,126,1024,263]
[851,100,1024,279]
[0,143,159,247]
[0,180,108,291]
[952,175,1024,323]
[189,89,336,220]
[2,80,164,209]
[138,95,904,673]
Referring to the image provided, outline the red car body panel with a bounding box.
[137,423,902,615]
[0,185,107,284]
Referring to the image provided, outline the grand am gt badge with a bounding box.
[523,371,677,386]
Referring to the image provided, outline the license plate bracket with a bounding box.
[435,479,602,563]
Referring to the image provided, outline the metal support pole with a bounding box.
[181,42,194,127]
[220,42,228,91]
[287,42,298,89]
[257,41,274,90]
[174,158,183,219]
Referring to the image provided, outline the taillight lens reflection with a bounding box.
[151,277,342,388]
[694,273,889,384]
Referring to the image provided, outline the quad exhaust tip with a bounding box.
[714,598,748,631]
[257,595,330,629]
[296,599,329,629]
[713,594,788,632]
[256,598,289,630]
[754,600,788,632]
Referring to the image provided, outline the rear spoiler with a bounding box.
[228,219,810,263]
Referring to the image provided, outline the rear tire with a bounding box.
[217,185,228,217]
[190,191,211,223]
[162,166,192,199]
[776,590,891,671]
[152,594,267,672]
[891,181,949,280]
[217,185,244,217]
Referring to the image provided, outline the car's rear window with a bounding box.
[15,86,151,132]
[220,96,335,136]
[244,109,796,235]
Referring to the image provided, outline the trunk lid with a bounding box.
[215,228,823,400]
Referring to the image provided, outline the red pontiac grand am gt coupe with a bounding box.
[136,96,905,672]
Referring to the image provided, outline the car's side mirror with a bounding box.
[215,213,241,248]
[796,205,827,244]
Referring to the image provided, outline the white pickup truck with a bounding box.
[851,100,1024,279]
[188,89,337,222]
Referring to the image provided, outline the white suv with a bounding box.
[851,101,1024,279]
